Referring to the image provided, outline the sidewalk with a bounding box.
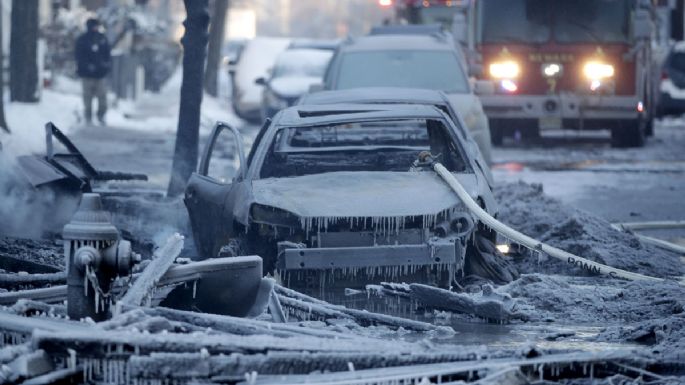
[2,70,247,190]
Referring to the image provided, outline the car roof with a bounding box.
[340,34,453,52]
[273,103,448,127]
[368,24,443,36]
[299,87,449,106]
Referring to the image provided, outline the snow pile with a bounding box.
[1,82,82,157]
[598,314,685,361]
[499,274,685,324]
[113,69,243,135]
[495,181,684,278]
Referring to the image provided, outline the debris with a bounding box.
[118,233,183,308]
[17,122,147,191]
[409,283,526,323]
[0,272,65,289]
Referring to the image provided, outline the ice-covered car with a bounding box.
[185,105,505,287]
[255,48,334,120]
[229,37,291,122]
[318,32,494,164]
[658,42,685,117]
[297,87,494,186]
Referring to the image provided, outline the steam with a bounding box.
[0,153,79,239]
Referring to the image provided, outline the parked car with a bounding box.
[658,42,685,117]
[298,87,493,185]
[255,48,334,120]
[318,32,494,164]
[229,37,291,123]
[185,105,514,288]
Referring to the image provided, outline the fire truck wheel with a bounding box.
[490,120,504,146]
[645,116,654,137]
[611,118,645,148]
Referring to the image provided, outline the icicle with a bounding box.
[192,280,198,299]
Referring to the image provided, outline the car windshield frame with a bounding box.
[478,0,631,45]
[249,115,473,180]
[331,49,470,93]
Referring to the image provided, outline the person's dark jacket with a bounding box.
[75,31,112,79]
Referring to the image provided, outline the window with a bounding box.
[260,119,468,178]
[335,50,469,93]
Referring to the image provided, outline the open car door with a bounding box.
[185,122,246,259]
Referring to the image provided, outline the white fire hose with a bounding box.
[430,160,665,283]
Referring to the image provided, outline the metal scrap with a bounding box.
[117,233,184,308]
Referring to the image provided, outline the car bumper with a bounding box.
[480,94,640,121]
[658,92,685,114]
[277,238,464,271]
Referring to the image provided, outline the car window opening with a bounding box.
[260,119,467,178]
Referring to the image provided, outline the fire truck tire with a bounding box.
[489,120,504,146]
[645,116,654,137]
[611,118,645,148]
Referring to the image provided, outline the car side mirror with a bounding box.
[473,80,495,96]
[255,77,267,86]
[309,83,324,93]
[198,122,247,181]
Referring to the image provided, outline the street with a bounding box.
[2,1,685,383]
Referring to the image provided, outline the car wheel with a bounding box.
[611,118,645,148]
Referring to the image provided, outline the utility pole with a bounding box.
[205,0,229,97]
[9,0,39,103]
[167,0,210,197]
[0,3,9,133]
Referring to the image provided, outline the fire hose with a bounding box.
[422,154,665,283]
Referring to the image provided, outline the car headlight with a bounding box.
[489,61,520,79]
[583,61,614,80]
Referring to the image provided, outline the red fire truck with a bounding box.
[384,0,660,147]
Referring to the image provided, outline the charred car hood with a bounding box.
[250,171,478,219]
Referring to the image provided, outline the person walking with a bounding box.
[75,18,111,125]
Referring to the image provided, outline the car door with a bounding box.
[185,122,247,260]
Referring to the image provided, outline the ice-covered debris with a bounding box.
[117,233,184,308]
[409,284,526,323]
[495,182,684,278]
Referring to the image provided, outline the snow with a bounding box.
[269,76,323,98]
[0,69,243,158]
[233,37,291,110]
[272,48,333,78]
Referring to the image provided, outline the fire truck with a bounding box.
[384,0,661,147]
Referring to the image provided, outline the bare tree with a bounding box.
[167,0,210,197]
[10,0,39,103]
[204,0,229,97]
[0,4,10,133]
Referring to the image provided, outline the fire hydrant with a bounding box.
[63,193,139,321]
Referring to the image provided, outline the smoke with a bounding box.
[0,153,79,239]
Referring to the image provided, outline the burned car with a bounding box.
[185,105,511,288]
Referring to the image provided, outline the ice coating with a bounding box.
[251,171,479,219]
